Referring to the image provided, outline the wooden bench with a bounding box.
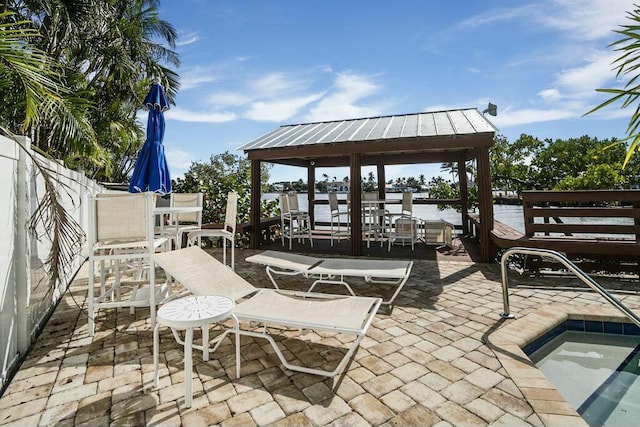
[485,190,640,274]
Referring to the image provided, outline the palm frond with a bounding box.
[1,126,85,295]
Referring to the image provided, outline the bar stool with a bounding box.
[153,295,239,407]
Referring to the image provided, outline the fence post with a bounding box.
[15,136,31,354]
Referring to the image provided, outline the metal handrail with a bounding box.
[500,247,640,327]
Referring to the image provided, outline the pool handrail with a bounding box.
[500,247,640,328]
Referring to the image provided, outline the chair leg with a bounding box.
[222,237,227,266]
[184,327,194,408]
[88,258,95,337]
[330,217,334,247]
[230,238,235,271]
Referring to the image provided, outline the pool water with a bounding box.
[530,331,640,426]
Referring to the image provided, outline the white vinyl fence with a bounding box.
[0,134,102,390]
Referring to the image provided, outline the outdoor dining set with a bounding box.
[84,189,415,407]
[279,190,454,252]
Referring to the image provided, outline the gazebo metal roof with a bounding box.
[239,108,496,151]
[241,107,497,260]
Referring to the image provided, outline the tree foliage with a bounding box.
[585,5,640,166]
[172,152,277,227]
[488,134,640,192]
[0,0,179,181]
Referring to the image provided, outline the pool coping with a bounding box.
[486,304,635,427]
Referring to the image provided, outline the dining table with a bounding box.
[360,199,401,247]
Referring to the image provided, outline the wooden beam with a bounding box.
[377,163,385,199]
[266,150,475,168]
[250,159,262,249]
[476,147,493,262]
[458,160,469,235]
[307,164,315,226]
[246,134,494,161]
[362,151,471,165]
[350,153,362,256]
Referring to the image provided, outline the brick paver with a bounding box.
[1,247,638,426]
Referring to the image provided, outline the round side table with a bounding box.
[153,295,236,408]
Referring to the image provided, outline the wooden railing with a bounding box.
[521,190,640,249]
[487,190,640,273]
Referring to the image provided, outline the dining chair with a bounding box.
[163,192,203,248]
[361,192,386,248]
[386,191,414,227]
[279,193,313,250]
[186,191,238,270]
[87,192,165,336]
[388,216,420,251]
[328,192,350,246]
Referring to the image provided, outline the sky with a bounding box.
[156,0,638,184]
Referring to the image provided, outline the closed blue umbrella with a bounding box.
[128,81,172,194]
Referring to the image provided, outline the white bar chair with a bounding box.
[186,191,238,270]
[328,192,350,246]
[163,192,203,249]
[87,192,166,336]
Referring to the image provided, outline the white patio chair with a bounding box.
[279,193,313,250]
[386,191,413,225]
[362,192,387,248]
[186,191,238,270]
[154,246,382,378]
[246,250,413,307]
[163,192,203,249]
[328,192,350,246]
[388,216,420,251]
[87,192,166,336]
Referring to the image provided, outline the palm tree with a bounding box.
[6,0,179,180]
[0,10,84,289]
[587,6,640,166]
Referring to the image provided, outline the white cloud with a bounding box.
[176,32,199,46]
[539,0,635,41]
[245,93,325,122]
[179,67,219,90]
[305,73,384,122]
[164,146,193,176]
[247,71,313,100]
[554,51,620,94]
[455,4,536,30]
[538,88,561,102]
[165,107,236,123]
[493,107,576,127]
[450,0,636,130]
[208,92,252,108]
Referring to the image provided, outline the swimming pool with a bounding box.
[529,328,640,426]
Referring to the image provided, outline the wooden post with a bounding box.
[476,147,494,262]
[250,159,261,249]
[350,153,362,256]
[307,164,315,227]
[377,163,385,200]
[458,159,469,235]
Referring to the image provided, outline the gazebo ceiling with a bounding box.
[238,108,497,166]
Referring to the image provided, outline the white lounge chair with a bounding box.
[245,250,413,307]
[153,246,381,378]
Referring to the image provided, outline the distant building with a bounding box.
[271,181,289,192]
[386,184,418,193]
[327,181,349,192]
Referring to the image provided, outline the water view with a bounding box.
[264,193,526,233]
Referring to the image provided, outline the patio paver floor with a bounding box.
[1,247,639,426]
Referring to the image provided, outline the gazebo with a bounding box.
[238,108,497,261]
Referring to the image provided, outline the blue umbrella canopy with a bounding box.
[128,82,172,194]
